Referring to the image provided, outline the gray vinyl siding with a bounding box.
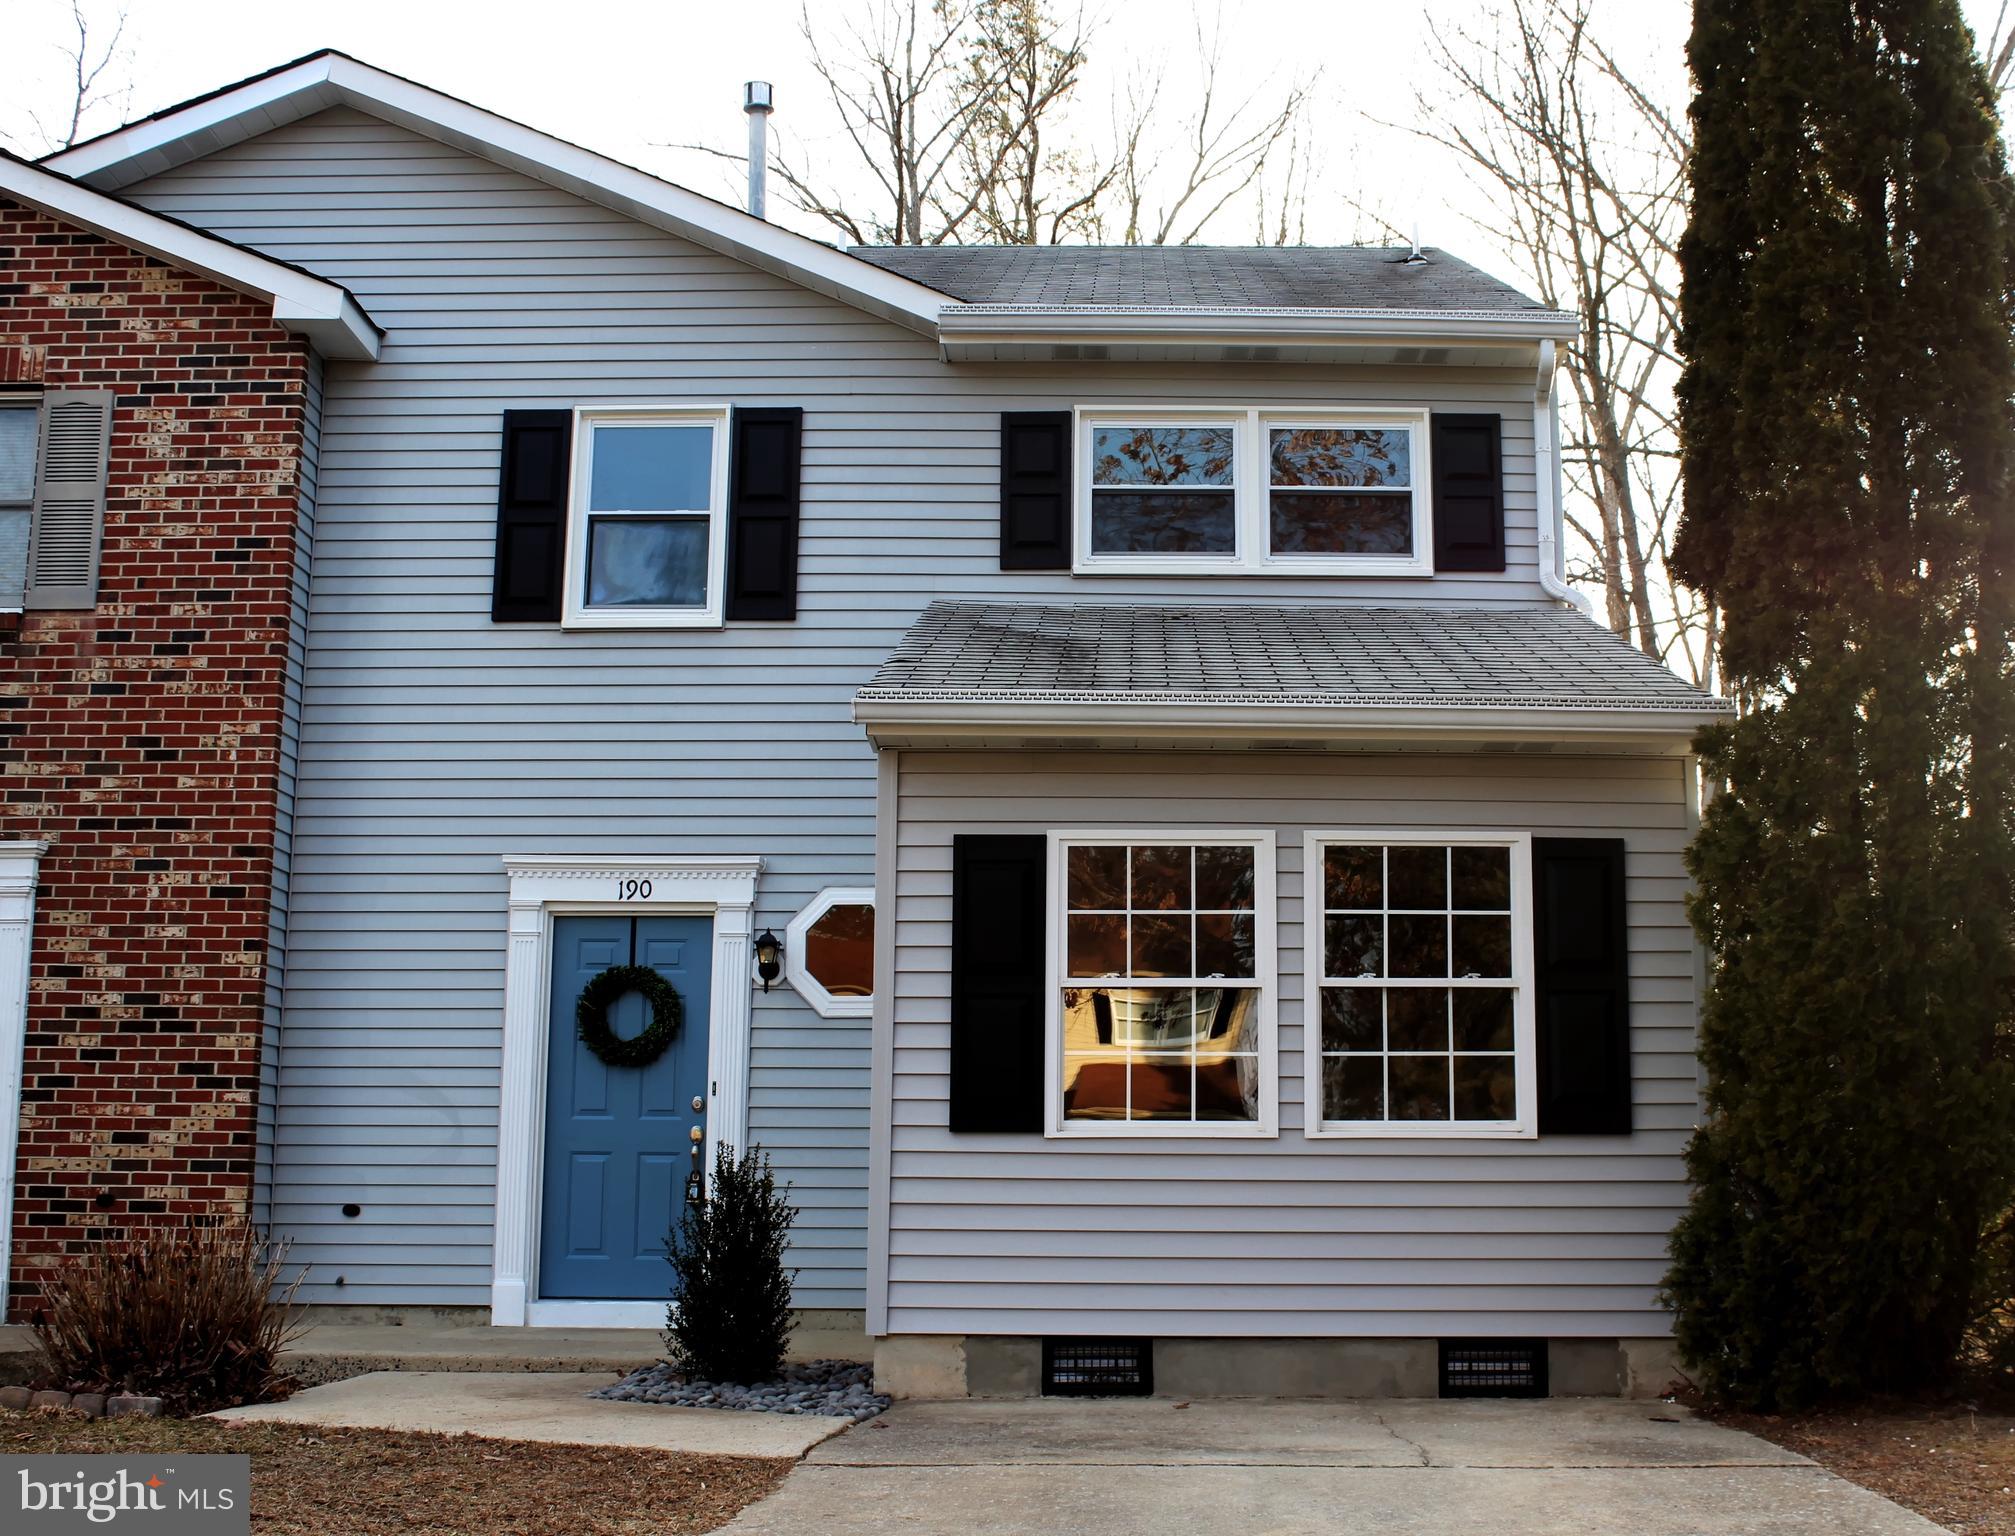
[887,751,1696,1338]
[128,106,1564,1310]
[255,351,322,1232]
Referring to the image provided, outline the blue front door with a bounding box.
[540,914,712,1300]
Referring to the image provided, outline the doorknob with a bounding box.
[689,1126,704,1143]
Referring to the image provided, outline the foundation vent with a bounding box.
[1439,1338,1548,1398]
[1041,1337,1153,1397]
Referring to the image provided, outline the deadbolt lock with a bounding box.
[691,1095,704,1112]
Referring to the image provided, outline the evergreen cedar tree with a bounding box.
[1664,0,2015,1407]
[665,1145,798,1385]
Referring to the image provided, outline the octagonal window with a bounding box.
[786,888,875,1017]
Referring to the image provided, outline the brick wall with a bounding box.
[0,197,310,1316]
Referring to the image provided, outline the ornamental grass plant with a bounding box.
[665,1143,797,1385]
[30,1219,305,1416]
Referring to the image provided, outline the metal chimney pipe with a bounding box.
[743,81,773,220]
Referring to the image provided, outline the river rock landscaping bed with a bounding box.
[592,1358,890,1422]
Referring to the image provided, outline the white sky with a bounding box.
[1,0,2005,294]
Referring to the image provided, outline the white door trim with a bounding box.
[0,841,47,1319]
[492,854,760,1328]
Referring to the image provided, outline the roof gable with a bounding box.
[0,147,378,359]
[44,51,950,335]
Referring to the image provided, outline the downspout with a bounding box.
[1533,339,1596,616]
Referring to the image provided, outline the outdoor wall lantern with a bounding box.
[754,929,783,991]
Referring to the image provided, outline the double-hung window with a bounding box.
[0,400,38,610]
[1075,408,1431,576]
[1304,832,1536,1138]
[562,408,729,628]
[1050,832,1278,1137]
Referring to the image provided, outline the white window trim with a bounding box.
[561,405,731,630]
[1073,405,1434,577]
[0,841,47,1319]
[1045,829,1279,1139]
[785,886,875,1019]
[1301,829,1537,1141]
[493,853,760,1327]
[0,397,40,615]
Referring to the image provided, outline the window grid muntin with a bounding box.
[1318,841,1520,1129]
[1061,839,1261,1128]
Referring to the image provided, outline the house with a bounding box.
[15,50,1730,1396]
[0,145,376,1312]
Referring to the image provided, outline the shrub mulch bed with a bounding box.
[1719,1403,2015,1535]
[0,1407,791,1535]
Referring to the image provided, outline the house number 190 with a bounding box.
[617,878,653,901]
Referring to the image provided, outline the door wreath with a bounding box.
[576,964,683,1068]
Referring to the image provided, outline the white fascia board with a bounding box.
[49,54,949,337]
[937,304,1581,351]
[0,151,379,360]
[851,694,1728,750]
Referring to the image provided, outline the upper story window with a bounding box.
[0,400,39,611]
[1076,408,1431,577]
[563,408,729,628]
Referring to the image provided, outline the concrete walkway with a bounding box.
[717,1398,1947,1535]
[211,1370,846,1458]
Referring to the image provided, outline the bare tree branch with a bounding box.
[20,1,131,154]
[1403,0,1716,691]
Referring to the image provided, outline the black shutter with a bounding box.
[1533,837,1633,1135]
[949,834,1047,1132]
[726,406,803,621]
[1431,412,1506,573]
[491,410,571,622]
[999,411,1071,570]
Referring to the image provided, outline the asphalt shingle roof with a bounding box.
[846,245,1551,313]
[857,601,1727,713]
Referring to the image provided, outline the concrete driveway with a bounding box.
[717,1398,1946,1535]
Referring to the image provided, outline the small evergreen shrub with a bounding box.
[31,1220,304,1416]
[666,1142,798,1385]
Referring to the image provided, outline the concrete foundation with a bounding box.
[1158,1338,1438,1399]
[1546,1339,1626,1397]
[876,1336,1680,1400]
[874,1336,968,1399]
[1620,1337,1687,1400]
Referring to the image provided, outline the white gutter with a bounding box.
[1533,339,1596,616]
[939,303,1580,349]
[853,693,1730,745]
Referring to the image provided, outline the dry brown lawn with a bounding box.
[1722,1404,2015,1535]
[1,1407,790,1535]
